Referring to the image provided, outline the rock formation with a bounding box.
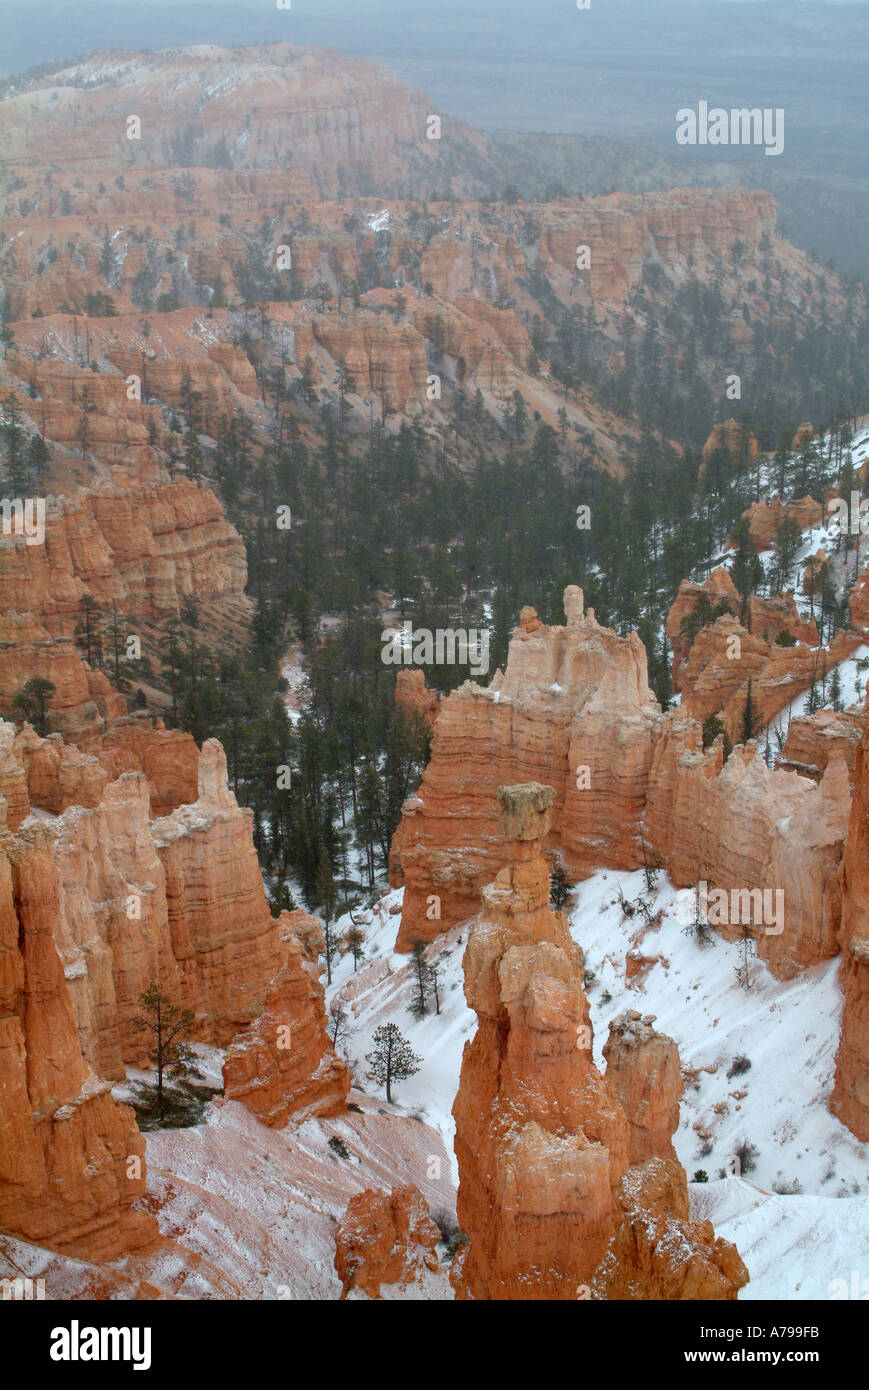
[603,1012,683,1166]
[394,669,440,729]
[0,829,155,1260]
[451,782,742,1299]
[701,418,758,470]
[0,474,248,634]
[832,689,869,1138]
[645,717,851,979]
[222,917,350,1125]
[663,566,860,742]
[590,1159,748,1301]
[334,1185,441,1298]
[0,719,349,1258]
[781,708,863,783]
[451,782,632,1299]
[390,587,660,949]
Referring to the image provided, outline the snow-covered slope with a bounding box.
[325,872,868,1299]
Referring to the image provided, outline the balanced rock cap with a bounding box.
[496,782,556,841]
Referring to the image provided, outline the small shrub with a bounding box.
[772,1177,802,1195]
[692,1170,709,1183]
[328,1135,351,1160]
[733,1140,759,1175]
[727,1054,752,1081]
[444,1228,469,1261]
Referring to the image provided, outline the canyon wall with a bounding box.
[390,587,661,949]
[392,585,859,983]
[831,690,869,1139]
[0,814,155,1261]
[0,725,346,1260]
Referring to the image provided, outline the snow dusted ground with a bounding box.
[328,892,472,1184]
[767,646,869,749]
[141,1099,455,1299]
[279,643,307,724]
[326,873,868,1300]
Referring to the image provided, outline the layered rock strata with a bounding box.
[831,689,869,1138]
[390,587,660,949]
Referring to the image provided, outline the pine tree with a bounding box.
[159,619,182,722]
[346,924,365,972]
[328,997,352,1053]
[365,1022,421,1104]
[741,676,759,744]
[315,847,338,985]
[427,954,442,1016]
[11,676,56,735]
[73,593,103,668]
[133,983,196,1123]
[1,393,27,493]
[549,864,573,908]
[409,939,429,1018]
[734,924,756,991]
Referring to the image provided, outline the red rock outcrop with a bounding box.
[451,783,631,1299]
[0,475,248,636]
[603,1012,683,1166]
[13,725,109,814]
[850,562,869,631]
[147,741,284,1043]
[537,190,775,306]
[590,1159,748,1301]
[782,708,863,783]
[1,735,336,1107]
[0,722,30,830]
[701,419,758,469]
[666,566,857,740]
[390,586,660,949]
[0,721,349,1260]
[831,690,869,1138]
[310,312,427,413]
[394,669,439,729]
[644,717,852,979]
[739,495,824,552]
[0,613,106,747]
[99,720,199,815]
[334,1185,441,1298]
[0,829,155,1260]
[222,917,350,1125]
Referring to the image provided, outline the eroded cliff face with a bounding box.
[0,475,248,635]
[664,565,865,743]
[392,584,856,984]
[222,912,350,1125]
[390,587,660,950]
[0,725,347,1259]
[0,465,250,744]
[832,690,869,1139]
[0,823,155,1261]
[590,1159,748,1301]
[644,718,852,980]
